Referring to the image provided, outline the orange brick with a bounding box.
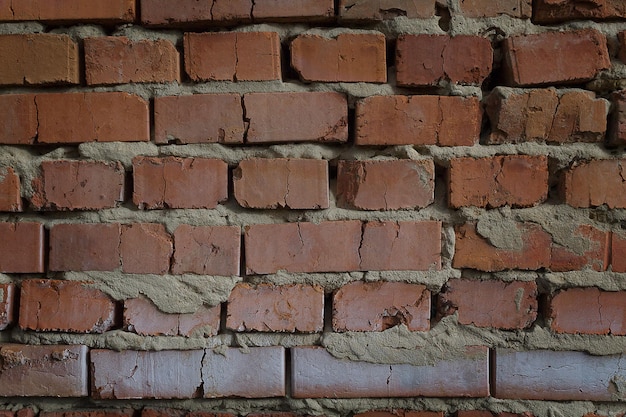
[562,159,626,208]
[171,225,241,276]
[338,0,435,19]
[0,167,22,211]
[0,222,44,273]
[0,0,135,23]
[49,223,121,272]
[120,223,172,274]
[533,0,626,23]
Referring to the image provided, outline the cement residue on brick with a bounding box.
[475,210,524,250]
[541,271,626,292]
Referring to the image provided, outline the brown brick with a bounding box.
[19,279,117,333]
[619,31,626,64]
[0,167,22,211]
[612,231,626,272]
[0,222,44,273]
[120,223,172,274]
[502,29,610,86]
[333,281,431,332]
[91,349,204,399]
[456,413,534,417]
[251,0,334,21]
[31,160,125,211]
[336,159,434,210]
[550,225,609,272]
[355,95,481,146]
[49,223,121,271]
[124,296,220,337]
[133,157,228,209]
[396,35,492,86]
[291,346,489,398]
[457,0,531,17]
[448,156,549,208]
[0,283,14,330]
[562,159,626,208]
[233,158,329,209]
[338,0,435,19]
[184,32,280,82]
[0,34,78,85]
[171,225,240,276]
[244,92,348,143]
[355,412,442,417]
[291,33,386,83]
[0,344,88,396]
[0,94,37,144]
[85,37,179,85]
[485,88,608,144]
[0,0,135,23]
[533,0,626,23]
[226,283,324,332]
[438,279,537,329]
[609,89,626,145]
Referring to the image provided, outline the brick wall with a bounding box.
[0,1,626,416]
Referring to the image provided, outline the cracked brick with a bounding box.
[612,231,626,272]
[120,223,173,274]
[533,0,626,23]
[49,223,121,272]
[171,224,240,276]
[0,222,44,273]
[609,89,626,145]
[456,0,531,17]
[338,0,436,20]
[561,159,626,208]
[252,0,334,21]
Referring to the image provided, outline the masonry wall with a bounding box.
[0,0,626,416]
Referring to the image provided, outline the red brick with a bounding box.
[562,159,626,208]
[0,283,14,330]
[502,29,610,86]
[396,35,492,86]
[533,0,626,23]
[19,279,117,333]
[49,223,121,272]
[336,159,434,210]
[339,0,435,19]
[244,92,348,143]
[550,225,609,272]
[0,34,78,85]
[291,33,386,83]
[36,92,150,143]
[120,223,172,274]
[226,283,324,332]
[0,0,135,23]
[85,37,179,85]
[494,349,626,400]
[133,157,228,209]
[0,222,44,273]
[31,160,125,211]
[233,158,329,209]
[291,345,489,398]
[548,287,626,335]
[355,95,481,146]
[124,296,220,337]
[438,279,537,329]
[202,347,285,398]
[0,344,88,396]
[448,156,549,208]
[609,89,626,145]
[457,0,531,17]
[171,224,240,276]
[612,231,626,272]
[355,412,442,417]
[0,94,37,144]
[184,32,280,82]
[453,222,552,272]
[333,281,430,332]
[251,0,334,21]
[0,167,22,211]
[15,409,34,417]
[91,349,204,399]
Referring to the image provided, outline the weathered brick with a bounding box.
[456,0,531,17]
[355,95,481,146]
[291,33,386,83]
[142,409,234,417]
[609,89,626,146]
[233,158,329,209]
[171,225,240,276]
[355,411,442,417]
[0,344,88,396]
[533,0,626,23]
[0,167,22,211]
[561,159,626,208]
[41,411,134,417]
[333,281,431,332]
[448,156,549,208]
[336,159,434,210]
[202,347,285,398]
[120,223,172,274]
[0,222,44,273]
[19,279,117,333]
[396,35,492,86]
[31,160,125,211]
[0,34,79,85]
[619,31,626,64]
[485,88,609,144]
[0,0,135,23]
[252,0,334,21]
[456,413,534,417]
[612,231,626,273]
[502,29,610,86]
[244,92,348,143]
[133,157,228,209]
[85,37,179,85]
[438,279,537,329]
[226,283,324,332]
[184,32,280,82]
[49,223,121,272]
[494,349,626,401]
[550,225,609,272]
[0,283,14,330]
[338,0,435,20]
[291,346,489,398]
[0,94,37,144]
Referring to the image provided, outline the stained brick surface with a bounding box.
[338,0,435,19]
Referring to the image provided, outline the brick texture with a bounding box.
[612,231,626,273]
[49,223,121,272]
[562,159,626,208]
[0,283,14,330]
[533,0,626,23]
[550,225,609,272]
[120,223,173,274]
[0,167,22,211]
[609,89,626,145]
[456,0,531,18]
[0,94,37,144]
[355,412,443,417]
[338,0,436,20]
[171,225,240,276]
[0,222,45,273]
[0,0,135,23]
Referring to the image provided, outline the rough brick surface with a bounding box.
[0,0,135,23]
[0,167,22,211]
[133,157,228,209]
[338,0,436,19]
[41,411,134,417]
[0,222,44,273]
[291,33,387,83]
[333,281,431,332]
[562,159,626,208]
[0,94,37,144]
[233,158,329,209]
[533,0,626,23]
[184,32,280,82]
[226,283,324,332]
[612,231,626,273]
[438,279,538,329]
[120,223,173,274]
[396,35,492,86]
[355,412,442,417]
[336,159,435,210]
[252,0,334,21]
[550,225,609,272]
[619,31,626,64]
[355,95,481,146]
[85,37,179,85]
[0,344,88,397]
[457,0,531,17]
[0,283,14,330]
[19,279,117,333]
[49,223,121,272]
[171,225,240,276]
[502,29,610,86]
[448,156,549,208]
[609,89,626,145]
[0,34,79,85]
[142,409,234,417]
